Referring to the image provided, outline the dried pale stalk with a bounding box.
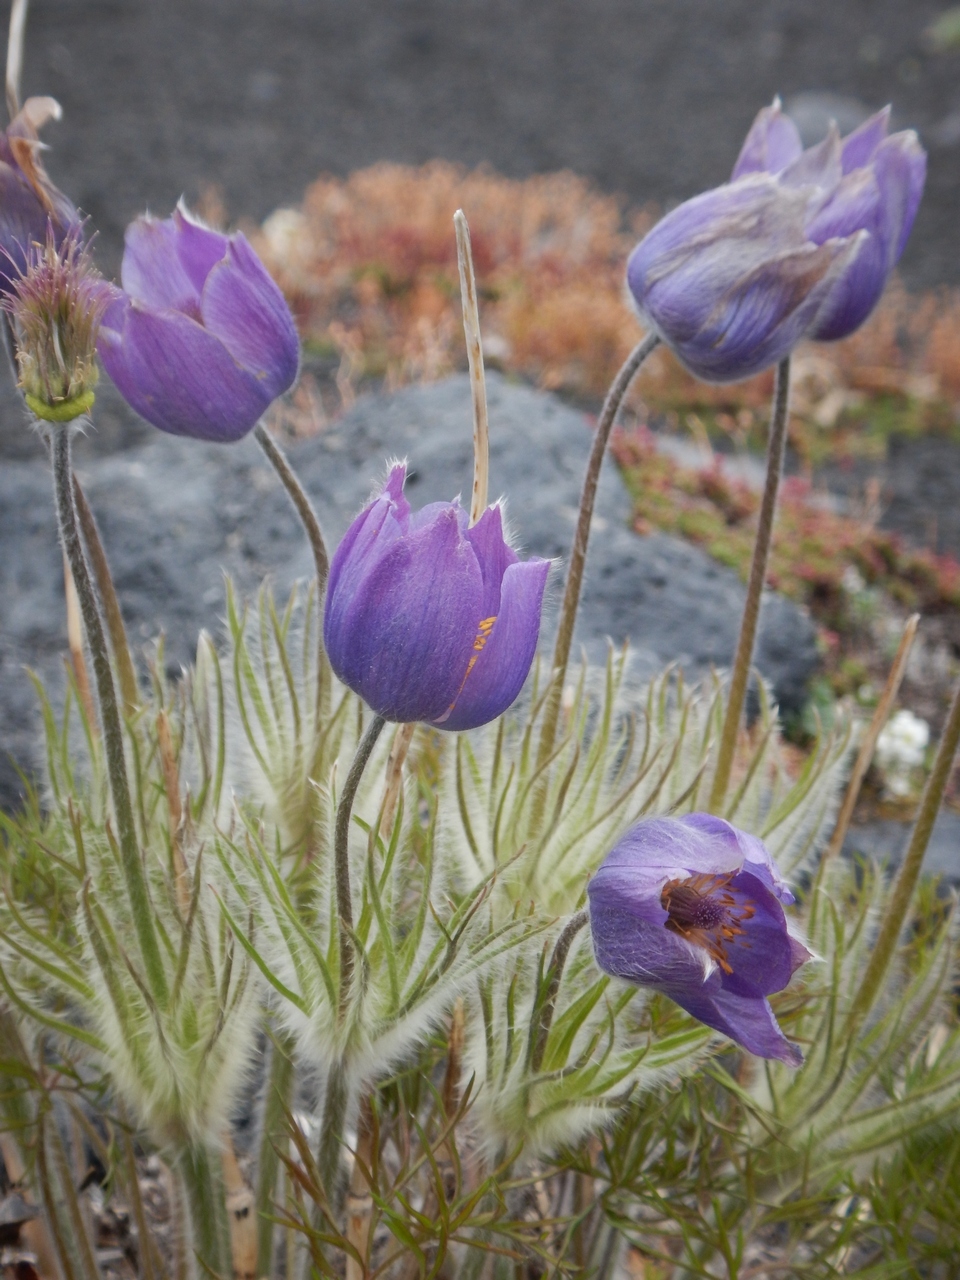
[157,709,190,915]
[379,721,415,840]
[222,1138,257,1280]
[454,209,489,525]
[63,552,96,729]
[823,613,919,862]
[345,1097,376,1280]
[5,0,27,120]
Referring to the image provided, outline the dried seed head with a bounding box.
[3,226,115,422]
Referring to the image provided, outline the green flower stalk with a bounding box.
[3,226,114,421]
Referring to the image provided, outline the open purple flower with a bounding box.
[97,204,299,442]
[0,97,80,295]
[588,813,811,1065]
[324,463,550,729]
[627,99,926,382]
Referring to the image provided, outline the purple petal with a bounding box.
[805,231,885,342]
[172,205,229,294]
[588,901,716,989]
[324,506,483,723]
[840,106,891,173]
[731,100,803,179]
[667,985,803,1065]
[200,235,299,399]
[97,298,271,441]
[326,469,412,608]
[873,131,927,263]
[121,216,204,315]
[681,814,794,903]
[779,123,843,191]
[600,816,742,881]
[465,504,518,620]
[433,554,549,731]
[714,871,796,999]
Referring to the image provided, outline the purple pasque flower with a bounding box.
[324,463,550,730]
[0,97,80,295]
[97,204,299,442]
[588,812,811,1065]
[627,99,926,382]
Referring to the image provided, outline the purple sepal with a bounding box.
[588,813,809,1064]
[628,97,926,380]
[98,204,299,442]
[324,465,549,730]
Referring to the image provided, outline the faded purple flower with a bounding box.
[97,204,299,442]
[627,99,926,382]
[324,463,550,730]
[0,97,80,295]
[588,813,811,1065]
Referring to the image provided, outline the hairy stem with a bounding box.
[177,1142,231,1278]
[73,474,140,713]
[51,423,167,1001]
[317,1062,350,1211]
[537,333,659,769]
[709,356,791,812]
[530,909,589,1073]
[254,420,331,710]
[850,674,960,1023]
[335,713,388,1014]
[255,1030,295,1278]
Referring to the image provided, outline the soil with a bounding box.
[16,0,960,289]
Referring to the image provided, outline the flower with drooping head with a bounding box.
[3,228,116,422]
[627,99,926,382]
[97,203,299,442]
[0,96,80,296]
[587,812,811,1064]
[324,463,550,730]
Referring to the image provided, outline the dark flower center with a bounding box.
[660,872,756,974]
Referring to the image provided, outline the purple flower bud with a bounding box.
[97,204,299,442]
[324,464,550,729]
[0,97,80,295]
[587,813,811,1065]
[627,99,926,382]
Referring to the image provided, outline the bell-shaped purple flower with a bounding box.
[588,813,811,1065]
[97,204,299,442]
[324,464,550,730]
[0,97,80,295]
[627,99,926,382]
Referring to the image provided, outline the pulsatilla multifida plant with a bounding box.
[1,17,960,1277]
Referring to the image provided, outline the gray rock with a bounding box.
[0,373,818,809]
[843,812,960,884]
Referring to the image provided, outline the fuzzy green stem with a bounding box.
[530,909,588,1073]
[335,714,388,1014]
[72,474,140,714]
[317,1063,351,1212]
[254,421,331,711]
[177,1143,231,1277]
[849,675,960,1023]
[50,423,167,1002]
[255,1030,296,1278]
[536,333,659,770]
[709,356,791,812]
